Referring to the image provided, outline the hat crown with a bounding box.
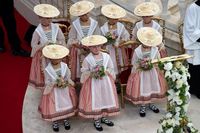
[70,0,94,16]
[101,4,126,19]
[137,27,162,47]
[42,45,69,59]
[134,2,160,16]
[145,32,155,40]
[34,4,60,18]
[81,35,107,46]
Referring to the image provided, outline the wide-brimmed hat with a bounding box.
[81,35,107,46]
[137,27,162,47]
[42,45,69,59]
[69,0,94,16]
[101,4,126,19]
[134,2,160,17]
[34,4,60,18]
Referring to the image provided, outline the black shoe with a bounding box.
[0,47,5,53]
[101,117,114,126]
[139,105,146,117]
[63,120,71,130]
[12,49,30,57]
[149,104,160,113]
[52,122,59,132]
[94,120,103,131]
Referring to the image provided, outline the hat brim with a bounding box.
[101,4,126,19]
[137,27,162,47]
[34,4,60,18]
[69,1,94,16]
[134,2,160,17]
[81,35,107,47]
[42,45,69,59]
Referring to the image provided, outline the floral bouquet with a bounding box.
[157,61,198,133]
[138,58,153,71]
[105,31,118,45]
[91,65,106,79]
[56,75,68,88]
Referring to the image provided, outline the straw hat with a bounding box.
[137,27,162,47]
[34,4,60,18]
[42,45,69,59]
[81,35,107,46]
[134,2,160,16]
[69,0,94,16]
[101,4,126,19]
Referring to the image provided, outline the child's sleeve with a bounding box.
[66,66,75,86]
[80,59,91,83]
[30,31,42,57]
[66,25,78,48]
[106,57,116,80]
[131,24,138,41]
[43,70,55,95]
[121,25,130,41]
[57,26,66,46]
[131,52,139,73]
[31,30,40,48]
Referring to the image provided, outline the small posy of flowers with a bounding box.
[138,58,153,71]
[91,65,106,79]
[56,75,68,88]
[105,31,118,45]
[157,61,198,133]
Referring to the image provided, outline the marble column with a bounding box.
[178,0,187,22]
[160,0,170,19]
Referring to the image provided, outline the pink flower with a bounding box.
[95,67,99,71]
[112,35,116,39]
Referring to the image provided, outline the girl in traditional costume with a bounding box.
[29,4,66,88]
[132,2,167,58]
[100,4,130,75]
[78,35,120,131]
[39,45,77,132]
[67,0,100,81]
[125,27,167,117]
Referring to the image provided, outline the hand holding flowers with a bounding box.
[90,65,106,79]
[138,58,153,71]
[105,31,118,45]
[56,75,69,88]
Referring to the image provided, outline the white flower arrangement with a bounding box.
[157,61,198,133]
